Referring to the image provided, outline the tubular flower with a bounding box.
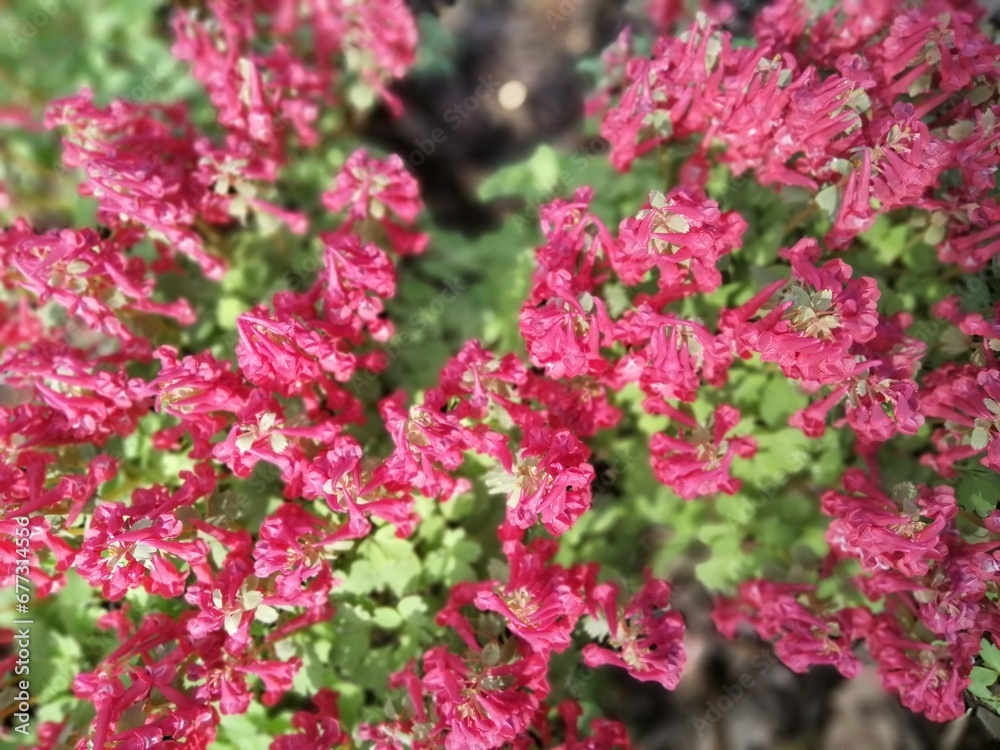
[724,238,880,388]
[582,573,687,690]
[471,527,589,656]
[484,425,595,536]
[649,404,756,499]
[822,470,958,578]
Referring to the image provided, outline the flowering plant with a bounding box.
[2,0,1000,747]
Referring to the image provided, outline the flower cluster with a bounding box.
[593,0,1000,724]
[2,0,1000,746]
[599,0,1000,270]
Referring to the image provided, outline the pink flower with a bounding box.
[714,581,867,679]
[516,700,633,750]
[939,199,1000,272]
[867,615,977,723]
[185,556,290,653]
[379,394,472,505]
[421,643,547,750]
[76,503,208,601]
[582,573,686,690]
[790,312,925,442]
[611,305,732,404]
[822,470,957,578]
[434,340,528,422]
[323,150,428,255]
[724,238,880,388]
[920,365,1000,475]
[869,104,951,210]
[520,269,615,380]
[485,425,595,536]
[342,1,420,115]
[305,432,419,537]
[532,187,616,293]
[44,90,228,279]
[471,528,589,655]
[187,632,302,714]
[253,503,348,599]
[614,188,745,298]
[1,221,193,357]
[600,18,742,171]
[236,305,356,395]
[869,3,1000,97]
[518,372,621,438]
[270,688,348,750]
[0,348,152,450]
[322,229,396,343]
[649,404,756,499]
[152,345,250,456]
[212,392,300,481]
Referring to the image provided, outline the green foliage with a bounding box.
[0,0,198,228]
[957,466,1000,518]
[6,2,1000,743]
[971,639,1000,713]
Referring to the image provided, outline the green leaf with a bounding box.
[695,554,743,592]
[397,595,428,620]
[859,216,912,265]
[410,13,458,76]
[759,375,808,428]
[216,701,289,744]
[814,185,840,219]
[969,680,999,704]
[369,531,422,597]
[216,296,247,330]
[971,665,999,688]
[980,639,1000,674]
[372,607,403,630]
[478,145,561,201]
[957,468,1000,517]
[342,559,380,595]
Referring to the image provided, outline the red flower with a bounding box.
[612,306,732,404]
[322,229,396,344]
[271,688,348,750]
[724,238,880,388]
[921,365,1000,476]
[520,270,615,380]
[484,425,595,536]
[76,503,208,601]
[614,188,745,298]
[822,470,957,578]
[323,150,428,256]
[582,573,687,690]
[867,615,977,723]
[471,528,589,655]
[714,580,867,679]
[649,404,756,499]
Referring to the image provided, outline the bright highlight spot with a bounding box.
[498,80,528,111]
